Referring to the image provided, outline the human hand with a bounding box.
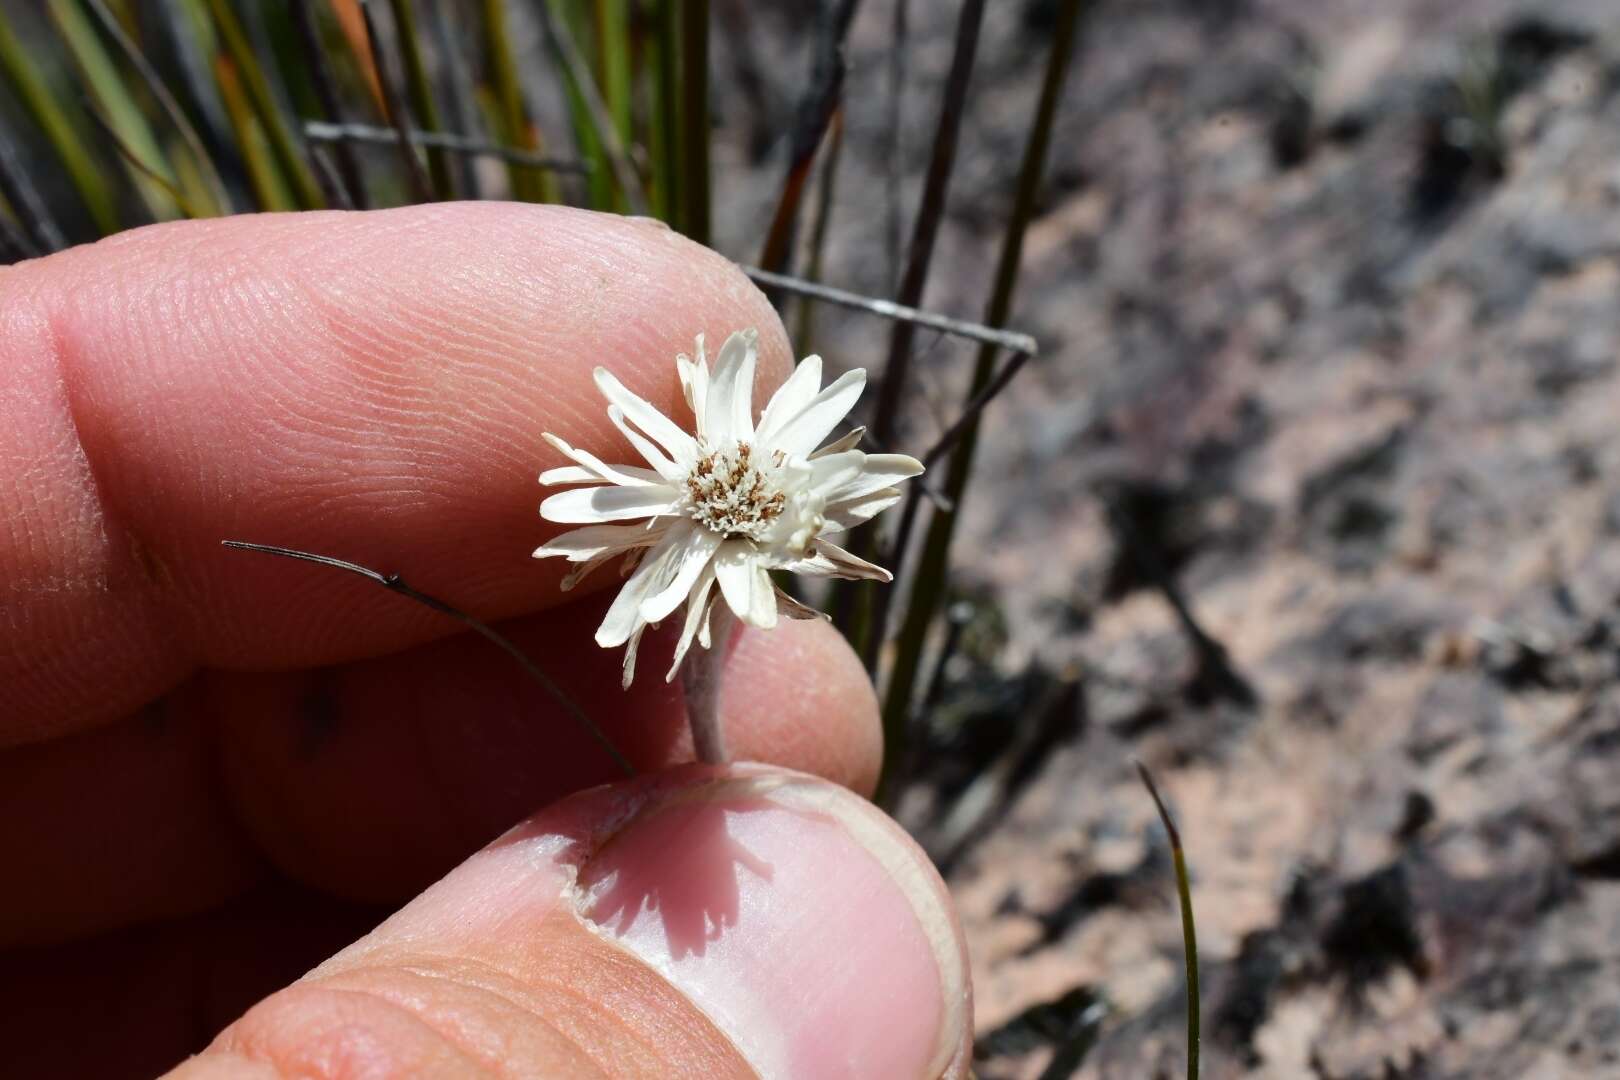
[0,204,971,1078]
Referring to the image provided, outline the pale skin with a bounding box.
[0,204,971,1078]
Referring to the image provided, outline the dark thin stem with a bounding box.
[0,209,32,263]
[886,0,908,293]
[1136,761,1200,1080]
[221,540,633,778]
[84,102,205,219]
[85,0,231,214]
[0,118,64,252]
[874,0,1083,807]
[866,0,986,452]
[918,601,971,717]
[793,107,845,351]
[425,0,483,199]
[302,121,590,174]
[359,0,434,203]
[756,0,860,279]
[922,350,1032,468]
[290,0,367,208]
[851,0,987,673]
[532,0,648,214]
[680,603,735,764]
[308,144,356,210]
[652,0,680,224]
[203,0,325,209]
[740,266,1036,356]
[679,0,710,244]
[388,0,455,199]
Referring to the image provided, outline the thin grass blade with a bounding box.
[360,0,433,203]
[387,0,454,199]
[48,0,181,221]
[214,53,295,210]
[534,0,646,213]
[0,11,120,234]
[290,0,369,208]
[203,0,325,208]
[756,0,858,278]
[481,0,556,202]
[875,0,1083,806]
[1137,761,1200,1079]
[85,0,229,215]
[0,116,66,252]
[678,0,709,244]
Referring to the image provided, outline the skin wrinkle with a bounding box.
[359,957,650,1075]
[223,984,498,1078]
[315,963,587,1078]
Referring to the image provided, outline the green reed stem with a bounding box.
[203,0,324,208]
[1137,762,1200,1080]
[876,0,1083,806]
[48,0,180,221]
[678,0,709,244]
[0,11,119,233]
[387,0,453,199]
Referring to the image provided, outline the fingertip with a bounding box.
[188,765,970,1079]
[722,617,884,797]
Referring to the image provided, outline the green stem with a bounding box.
[203,0,325,208]
[482,0,555,202]
[48,0,180,221]
[678,0,709,244]
[875,0,1084,806]
[649,0,680,225]
[0,11,119,233]
[1137,762,1200,1080]
[388,0,453,199]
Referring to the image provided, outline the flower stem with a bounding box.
[681,603,735,764]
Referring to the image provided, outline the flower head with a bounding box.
[533,329,923,687]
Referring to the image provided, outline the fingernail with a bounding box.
[556,764,971,1079]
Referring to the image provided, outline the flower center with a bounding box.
[684,442,787,540]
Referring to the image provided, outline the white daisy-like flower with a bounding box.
[533,328,923,688]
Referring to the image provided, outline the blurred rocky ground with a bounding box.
[713,0,1620,1075]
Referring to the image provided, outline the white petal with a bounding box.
[774,587,828,620]
[621,624,647,688]
[640,525,724,623]
[823,489,902,531]
[758,368,865,458]
[608,405,684,481]
[813,451,925,504]
[533,522,665,562]
[813,538,893,582]
[807,450,865,497]
[755,354,822,445]
[782,538,892,582]
[538,465,599,485]
[594,367,698,466]
[541,484,680,523]
[595,529,686,647]
[809,425,864,459]
[703,329,758,446]
[541,432,665,487]
[677,334,708,427]
[665,563,718,681]
[714,540,778,629]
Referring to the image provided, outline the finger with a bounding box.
[170,766,973,1079]
[0,611,881,946]
[2,204,792,743]
[0,883,379,1080]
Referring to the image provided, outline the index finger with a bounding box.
[1,203,792,743]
